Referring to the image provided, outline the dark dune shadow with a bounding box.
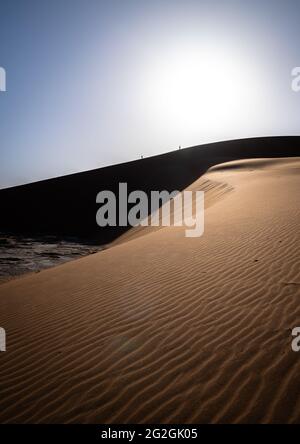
[0,136,299,244]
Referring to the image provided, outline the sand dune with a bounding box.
[0,153,300,423]
[0,136,299,243]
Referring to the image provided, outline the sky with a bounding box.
[0,0,300,188]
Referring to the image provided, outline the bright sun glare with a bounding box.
[139,41,259,139]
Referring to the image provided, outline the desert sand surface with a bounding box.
[0,136,299,243]
[0,154,300,423]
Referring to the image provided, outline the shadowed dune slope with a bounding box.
[0,156,299,423]
[0,136,299,243]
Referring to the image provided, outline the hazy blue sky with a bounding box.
[0,0,300,188]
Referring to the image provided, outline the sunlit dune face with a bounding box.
[139,42,259,138]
